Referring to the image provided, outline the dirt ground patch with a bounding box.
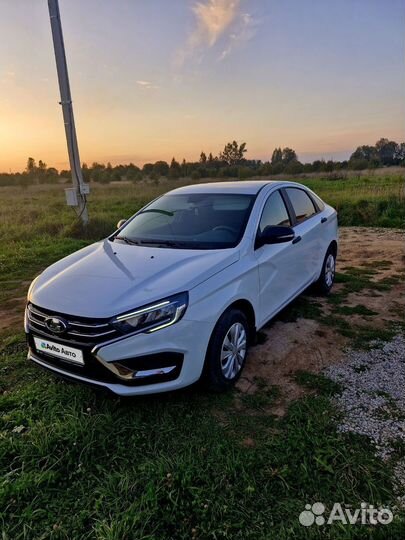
[0,296,26,333]
[237,227,404,415]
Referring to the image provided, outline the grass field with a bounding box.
[1,171,404,538]
[0,171,403,312]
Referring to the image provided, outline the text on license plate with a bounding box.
[33,337,84,365]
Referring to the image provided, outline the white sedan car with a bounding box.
[26,181,338,395]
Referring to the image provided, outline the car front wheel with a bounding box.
[203,308,250,391]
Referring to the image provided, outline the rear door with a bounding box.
[282,187,322,282]
[254,189,305,325]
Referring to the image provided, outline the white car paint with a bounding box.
[26,180,338,395]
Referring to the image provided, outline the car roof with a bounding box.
[168,180,286,196]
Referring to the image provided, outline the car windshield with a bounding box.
[114,193,255,249]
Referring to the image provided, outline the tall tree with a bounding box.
[142,163,154,175]
[271,148,283,164]
[38,160,47,175]
[281,148,297,164]
[375,138,398,166]
[82,163,91,182]
[350,145,378,162]
[153,161,169,176]
[169,157,181,178]
[26,157,36,174]
[219,141,247,165]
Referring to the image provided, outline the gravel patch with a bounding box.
[324,334,405,505]
[325,334,405,459]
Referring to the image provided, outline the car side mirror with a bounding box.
[116,219,127,229]
[256,226,295,248]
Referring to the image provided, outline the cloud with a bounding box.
[191,0,239,47]
[177,0,256,65]
[218,12,256,60]
[136,80,159,90]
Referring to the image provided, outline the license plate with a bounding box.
[33,337,84,365]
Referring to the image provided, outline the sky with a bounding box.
[0,0,404,172]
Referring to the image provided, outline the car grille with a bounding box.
[27,303,121,346]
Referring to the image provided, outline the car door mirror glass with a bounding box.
[256,226,295,248]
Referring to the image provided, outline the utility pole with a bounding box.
[48,0,89,224]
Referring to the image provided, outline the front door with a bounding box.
[254,189,305,326]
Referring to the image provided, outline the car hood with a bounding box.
[29,239,239,318]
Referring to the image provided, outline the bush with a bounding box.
[270,163,285,175]
[130,172,143,183]
[284,161,304,175]
[238,167,254,179]
[168,168,180,179]
[334,197,405,228]
[349,158,369,171]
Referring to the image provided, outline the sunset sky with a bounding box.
[0,0,404,172]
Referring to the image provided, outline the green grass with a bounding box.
[1,338,404,539]
[1,172,404,245]
[331,266,399,303]
[0,172,403,309]
[301,174,405,228]
[293,372,341,395]
[330,266,404,348]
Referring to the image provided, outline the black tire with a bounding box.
[203,308,250,392]
[315,246,336,295]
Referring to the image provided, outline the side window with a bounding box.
[258,190,291,234]
[285,188,317,224]
[311,192,325,211]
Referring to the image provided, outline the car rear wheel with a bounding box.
[203,308,250,391]
[315,247,336,294]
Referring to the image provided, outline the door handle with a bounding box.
[321,217,327,223]
[292,235,302,244]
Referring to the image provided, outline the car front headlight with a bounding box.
[112,292,188,335]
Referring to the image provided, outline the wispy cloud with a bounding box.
[191,0,239,48]
[218,12,256,60]
[177,0,256,65]
[136,80,159,90]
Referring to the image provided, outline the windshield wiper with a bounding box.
[115,236,187,248]
[138,209,174,217]
[115,236,141,245]
[138,240,189,248]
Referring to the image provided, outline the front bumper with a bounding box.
[27,318,213,396]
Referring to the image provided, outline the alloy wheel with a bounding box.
[325,253,335,287]
[220,322,247,379]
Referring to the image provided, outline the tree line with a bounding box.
[1,137,404,187]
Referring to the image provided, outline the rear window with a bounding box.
[285,188,317,224]
[310,192,325,211]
